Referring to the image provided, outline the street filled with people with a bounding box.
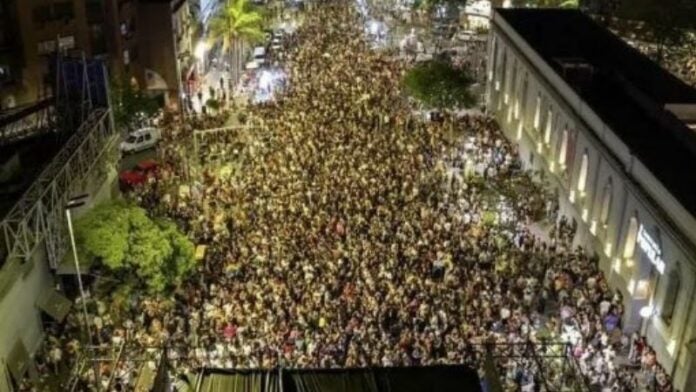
[25,3,677,392]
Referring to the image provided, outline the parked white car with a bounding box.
[120,127,161,154]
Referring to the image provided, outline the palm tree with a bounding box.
[208,0,264,86]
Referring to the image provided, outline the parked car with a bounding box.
[118,159,159,191]
[120,127,161,154]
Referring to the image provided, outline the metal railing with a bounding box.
[0,98,56,146]
[63,339,591,392]
[0,108,117,269]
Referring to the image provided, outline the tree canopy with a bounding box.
[208,0,265,52]
[403,59,477,109]
[74,200,196,293]
[110,77,160,131]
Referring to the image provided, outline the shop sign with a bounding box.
[637,225,665,274]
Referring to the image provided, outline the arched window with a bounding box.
[506,60,516,104]
[661,267,680,324]
[623,214,639,259]
[577,151,589,193]
[544,107,553,145]
[516,74,527,119]
[533,93,541,129]
[558,127,568,165]
[600,178,612,225]
[489,36,497,82]
[498,49,507,93]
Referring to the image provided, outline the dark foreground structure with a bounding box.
[196,365,482,392]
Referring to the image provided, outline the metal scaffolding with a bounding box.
[0,99,57,146]
[0,108,117,268]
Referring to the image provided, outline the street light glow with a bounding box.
[195,41,207,60]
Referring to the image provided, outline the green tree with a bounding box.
[208,0,265,84]
[110,77,160,132]
[641,0,691,64]
[206,98,222,113]
[403,59,477,109]
[74,201,196,293]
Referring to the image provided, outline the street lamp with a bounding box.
[65,193,102,390]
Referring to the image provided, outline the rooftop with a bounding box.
[496,8,696,219]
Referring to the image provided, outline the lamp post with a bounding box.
[65,193,102,391]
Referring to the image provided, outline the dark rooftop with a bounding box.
[496,8,696,219]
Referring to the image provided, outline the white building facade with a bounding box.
[486,9,696,390]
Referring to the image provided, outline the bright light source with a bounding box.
[668,339,677,355]
[639,305,654,318]
[253,68,287,104]
[195,41,207,60]
[604,243,613,257]
[368,20,380,36]
[612,258,621,273]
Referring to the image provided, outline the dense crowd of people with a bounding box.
[24,3,677,392]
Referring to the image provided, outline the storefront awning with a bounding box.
[36,288,72,322]
[145,69,169,91]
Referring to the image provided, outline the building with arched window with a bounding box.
[487,9,696,390]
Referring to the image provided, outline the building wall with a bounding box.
[0,0,110,107]
[1,0,190,112]
[0,246,52,361]
[487,12,696,390]
[137,1,181,109]
[104,0,140,85]
[0,160,117,389]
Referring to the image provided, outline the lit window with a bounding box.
[558,128,568,165]
[533,93,541,129]
[577,151,589,193]
[544,108,553,144]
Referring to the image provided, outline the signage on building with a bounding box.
[637,225,665,274]
[37,36,75,55]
